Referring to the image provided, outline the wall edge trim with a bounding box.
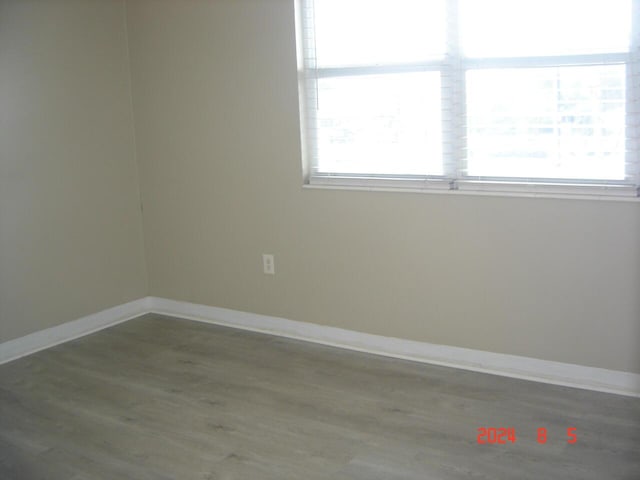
[0,297,151,365]
[2,296,638,397]
[150,297,640,398]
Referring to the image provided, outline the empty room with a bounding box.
[1,0,639,478]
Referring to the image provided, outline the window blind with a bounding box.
[295,0,640,198]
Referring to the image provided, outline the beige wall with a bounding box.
[127,0,640,374]
[0,0,148,342]
[2,0,637,375]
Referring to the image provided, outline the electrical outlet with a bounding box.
[262,254,275,275]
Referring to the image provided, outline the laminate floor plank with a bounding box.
[1,314,638,479]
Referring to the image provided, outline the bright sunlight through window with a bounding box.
[296,0,640,198]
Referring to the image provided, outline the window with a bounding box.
[295,0,640,198]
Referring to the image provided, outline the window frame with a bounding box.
[295,0,640,200]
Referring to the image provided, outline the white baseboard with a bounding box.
[2,296,639,397]
[0,298,151,365]
[149,297,640,398]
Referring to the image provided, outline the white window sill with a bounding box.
[305,176,640,202]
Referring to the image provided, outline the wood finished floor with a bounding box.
[0,314,639,480]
